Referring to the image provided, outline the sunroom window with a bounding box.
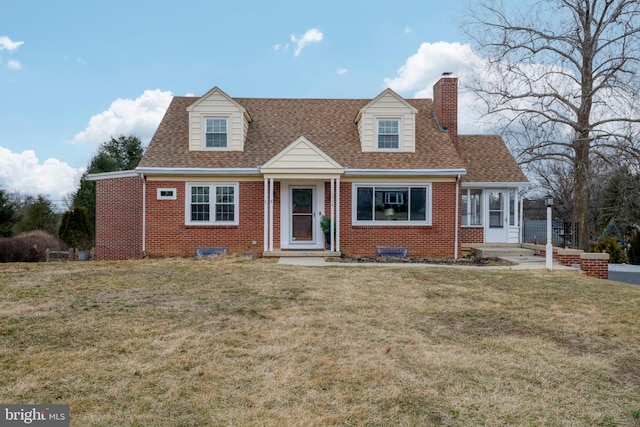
[462,189,482,226]
[354,184,430,225]
[186,183,238,225]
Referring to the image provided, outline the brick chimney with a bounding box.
[433,74,458,150]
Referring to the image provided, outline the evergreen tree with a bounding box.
[59,206,93,250]
[72,135,145,232]
[13,195,59,235]
[0,188,17,237]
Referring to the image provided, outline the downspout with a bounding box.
[454,175,460,259]
[141,173,146,258]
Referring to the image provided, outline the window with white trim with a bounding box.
[157,188,176,200]
[186,183,238,225]
[462,188,482,226]
[353,184,430,225]
[204,117,228,148]
[377,119,400,149]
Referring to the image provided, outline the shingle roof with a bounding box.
[458,135,528,183]
[139,95,528,183]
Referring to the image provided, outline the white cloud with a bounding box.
[73,89,173,146]
[404,27,414,34]
[337,67,348,75]
[273,43,289,52]
[0,36,24,51]
[383,41,491,133]
[0,147,84,203]
[7,59,21,70]
[290,28,323,56]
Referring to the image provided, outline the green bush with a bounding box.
[594,236,627,264]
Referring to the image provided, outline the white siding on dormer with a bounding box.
[188,90,248,152]
[357,90,416,153]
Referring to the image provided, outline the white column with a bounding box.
[269,178,274,252]
[546,205,553,270]
[263,178,268,252]
[336,177,340,252]
[330,178,335,252]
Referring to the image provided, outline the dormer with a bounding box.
[354,88,418,153]
[186,87,252,152]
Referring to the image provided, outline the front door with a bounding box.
[485,189,509,243]
[291,187,315,245]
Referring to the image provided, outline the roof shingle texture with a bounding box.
[140,96,528,183]
[458,135,528,183]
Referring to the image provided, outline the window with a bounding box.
[462,189,482,226]
[204,118,228,148]
[354,184,430,225]
[186,183,238,225]
[157,188,176,200]
[377,119,400,149]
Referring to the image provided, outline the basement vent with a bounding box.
[376,246,408,258]
[196,247,227,258]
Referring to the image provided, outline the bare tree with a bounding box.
[464,0,640,250]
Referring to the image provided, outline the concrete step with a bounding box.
[473,246,536,258]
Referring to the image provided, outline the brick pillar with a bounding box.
[580,253,609,279]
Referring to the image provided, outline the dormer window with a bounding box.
[205,117,228,148]
[377,119,400,149]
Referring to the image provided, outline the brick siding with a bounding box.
[95,175,143,260]
[96,178,473,260]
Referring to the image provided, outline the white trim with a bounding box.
[85,170,140,181]
[352,182,432,226]
[280,182,324,250]
[454,175,459,259]
[269,178,274,252]
[184,182,239,226]
[263,178,268,252]
[345,168,466,176]
[135,167,260,175]
[203,116,229,150]
[156,188,176,200]
[336,177,340,252]
[375,117,402,151]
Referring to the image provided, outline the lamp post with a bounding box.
[545,194,554,270]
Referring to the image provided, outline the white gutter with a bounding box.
[454,174,460,259]
[141,173,146,257]
[345,168,467,176]
[134,167,261,175]
[461,181,532,188]
[84,170,139,181]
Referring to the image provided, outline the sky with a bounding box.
[0,0,485,207]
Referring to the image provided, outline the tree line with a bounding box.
[0,135,144,250]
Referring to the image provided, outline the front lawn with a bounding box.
[1,257,639,426]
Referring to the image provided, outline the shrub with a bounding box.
[59,206,93,250]
[0,230,67,263]
[594,236,627,264]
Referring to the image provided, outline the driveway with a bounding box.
[609,264,640,286]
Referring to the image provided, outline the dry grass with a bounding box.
[1,256,639,426]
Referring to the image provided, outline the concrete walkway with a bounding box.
[278,255,576,270]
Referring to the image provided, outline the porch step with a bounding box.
[263,250,341,258]
[472,245,536,258]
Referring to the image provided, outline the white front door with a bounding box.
[485,189,509,243]
[280,182,324,249]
